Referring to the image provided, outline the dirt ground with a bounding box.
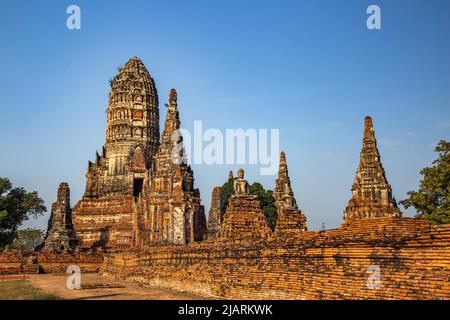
[28,274,207,300]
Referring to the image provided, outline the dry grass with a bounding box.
[0,280,62,300]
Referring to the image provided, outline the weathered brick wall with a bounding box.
[220,197,272,240]
[102,217,450,300]
[37,253,104,274]
[0,251,103,275]
[0,250,23,270]
[72,196,135,249]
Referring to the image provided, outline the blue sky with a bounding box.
[0,0,449,231]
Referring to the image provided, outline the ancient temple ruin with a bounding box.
[274,151,307,234]
[19,53,449,300]
[146,88,206,245]
[48,58,402,253]
[343,116,402,222]
[40,183,77,252]
[72,57,206,250]
[206,187,222,239]
[219,169,272,240]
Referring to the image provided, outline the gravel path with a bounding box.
[28,274,207,300]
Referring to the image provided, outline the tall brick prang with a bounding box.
[274,151,307,234]
[343,116,402,222]
[207,187,222,239]
[40,183,77,252]
[144,88,206,245]
[71,58,205,250]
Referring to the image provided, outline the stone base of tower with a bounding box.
[344,200,402,223]
[219,196,272,240]
[72,196,137,251]
[275,208,307,235]
[40,228,77,253]
[207,224,220,240]
[144,198,206,245]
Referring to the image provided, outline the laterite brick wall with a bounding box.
[0,252,103,274]
[102,217,450,300]
[37,253,104,274]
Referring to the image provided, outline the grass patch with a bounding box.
[0,280,62,300]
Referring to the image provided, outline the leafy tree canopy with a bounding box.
[9,228,45,253]
[220,177,277,230]
[0,178,46,251]
[400,140,450,224]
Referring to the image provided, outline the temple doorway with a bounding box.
[133,178,143,197]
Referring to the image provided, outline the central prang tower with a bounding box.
[85,57,160,198]
[72,57,206,250]
[106,57,159,165]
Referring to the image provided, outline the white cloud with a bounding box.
[328,121,342,129]
[429,141,439,148]
[436,120,450,128]
[380,139,403,148]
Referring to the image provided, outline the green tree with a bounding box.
[0,178,47,251]
[10,228,45,253]
[220,178,278,230]
[0,210,7,222]
[220,177,235,217]
[400,140,450,224]
[249,183,277,230]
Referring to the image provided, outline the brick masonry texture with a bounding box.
[101,217,450,300]
[72,58,206,249]
[37,253,103,274]
[207,187,222,239]
[0,252,103,275]
[274,151,307,234]
[40,182,77,252]
[219,196,272,240]
[344,116,402,222]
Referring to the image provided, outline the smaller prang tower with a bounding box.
[40,182,77,252]
[274,151,307,234]
[145,89,206,245]
[343,116,402,222]
[207,187,222,239]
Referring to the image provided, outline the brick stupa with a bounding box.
[219,169,271,240]
[40,183,77,252]
[343,116,402,222]
[274,151,307,234]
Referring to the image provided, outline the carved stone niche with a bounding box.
[134,128,142,138]
[133,110,143,120]
[131,147,146,169]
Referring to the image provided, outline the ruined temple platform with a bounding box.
[102,217,450,300]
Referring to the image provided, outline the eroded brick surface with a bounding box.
[274,151,307,234]
[344,116,402,222]
[102,217,450,300]
[71,58,206,250]
[40,183,77,252]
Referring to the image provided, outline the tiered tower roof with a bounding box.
[343,116,401,222]
[274,151,298,209]
[105,57,160,161]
